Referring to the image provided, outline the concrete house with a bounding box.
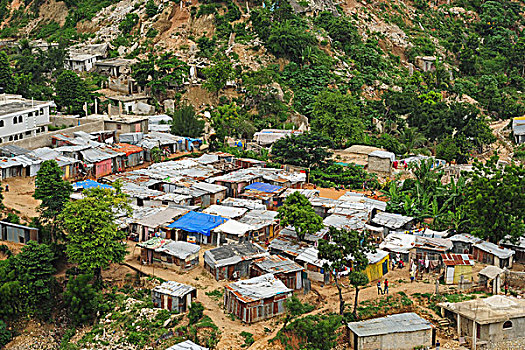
[250,255,304,290]
[224,273,292,324]
[204,242,267,281]
[151,281,196,313]
[65,53,97,72]
[347,312,434,350]
[512,117,525,144]
[0,94,52,143]
[472,241,514,269]
[441,253,475,285]
[367,150,395,174]
[440,295,525,350]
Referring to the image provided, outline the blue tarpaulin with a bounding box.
[72,179,113,191]
[244,182,282,193]
[166,211,227,236]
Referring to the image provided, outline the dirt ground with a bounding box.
[2,177,40,222]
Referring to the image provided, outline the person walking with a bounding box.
[377,281,382,295]
[436,339,440,350]
[504,281,509,295]
[410,269,415,283]
[384,279,389,294]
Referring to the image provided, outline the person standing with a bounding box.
[384,279,389,294]
[436,339,440,350]
[410,269,415,283]
[504,281,509,295]
[377,281,382,295]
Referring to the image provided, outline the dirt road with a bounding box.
[2,177,40,221]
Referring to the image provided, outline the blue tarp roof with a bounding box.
[167,211,227,236]
[72,179,113,191]
[244,182,282,193]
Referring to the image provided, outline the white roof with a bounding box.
[474,241,515,259]
[155,241,200,259]
[379,233,416,254]
[449,233,483,244]
[152,281,195,298]
[166,340,209,350]
[213,220,255,236]
[478,265,505,279]
[296,247,329,268]
[366,249,389,264]
[203,205,247,219]
[221,197,266,210]
[368,150,395,161]
[226,273,292,301]
[192,182,227,194]
[135,207,188,228]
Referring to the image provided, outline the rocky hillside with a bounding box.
[1,0,525,161]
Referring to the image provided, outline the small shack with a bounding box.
[367,150,395,174]
[240,182,284,210]
[449,233,482,254]
[238,209,280,241]
[211,219,255,246]
[0,221,39,243]
[167,211,227,245]
[363,250,390,282]
[151,281,196,313]
[500,236,525,263]
[203,205,247,219]
[250,255,304,290]
[370,212,415,235]
[441,253,475,285]
[439,295,525,350]
[472,241,514,269]
[295,247,330,284]
[478,265,505,295]
[379,233,416,263]
[166,340,208,350]
[204,242,267,281]
[153,240,200,271]
[347,312,434,350]
[134,207,188,241]
[224,273,292,324]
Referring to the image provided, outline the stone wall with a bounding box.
[1,119,105,150]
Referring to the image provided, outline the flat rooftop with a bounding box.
[0,99,51,116]
[439,295,525,324]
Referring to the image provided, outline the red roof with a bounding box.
[441,253,475,266]
[111,143,143,156]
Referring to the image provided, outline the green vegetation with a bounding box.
[170,104,205,138]
[271,132,333,169]
[64,273,104,325]
[272,314,342,350]
[277,192,323,241]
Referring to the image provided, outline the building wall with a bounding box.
[350,329,433,350]
[0,221,39,243]
[95,159,113,178]
[485,317,525,344]
[224,290,289,323]
[364,255,389,282]
[368,156,392,174]
[0,104,50,142]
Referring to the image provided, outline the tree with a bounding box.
[188,302,204,324]
[0,320,11,347]
[277,192,323,241]
[311,90,365,148]
[266,20,317,62]
[283,295,314,328]
[131,53,187,97]
[145,0,158,17]
[64,273,103,325]
[170,104,204,138]
[0,51,15,93]
[59,186,131,281]
[318,227,374,317]
[397,127,429,156]
[15,241,57,319]
[278,314,341,350]
[462,157,525,243]
[271,132,333,169]
[210,103,255,148]
[203,55,234,94]
[34,160,73,243]
[55,70,89,114]
[119,13,139,34]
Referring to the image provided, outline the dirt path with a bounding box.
[2,177,40,221]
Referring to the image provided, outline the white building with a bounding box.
[64,53,97,72]
[0,94,52,143]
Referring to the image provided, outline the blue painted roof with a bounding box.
[72,179,113,191]
[244,182,282,193]
[166,211,227,236]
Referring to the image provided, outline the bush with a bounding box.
[119,13,139,34]
[0,320,11,347]
[64,274,103,325]
[188,302,204,324]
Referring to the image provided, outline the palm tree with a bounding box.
[398,127,430,156]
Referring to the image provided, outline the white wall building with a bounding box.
[0,94,52,143]
[64,53,97,72]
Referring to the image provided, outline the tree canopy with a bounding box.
[271,132,333,169]
[170,104,205,138]
[277,192,323,241]
[55,70,90,114]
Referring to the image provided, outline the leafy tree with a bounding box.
[275,314,341,350]
[64,273,103,325]
[203,55,234,94]
[4,213,20,225]
[271,132,333,169]
[15,241,57,319]
[397,127,429,156]
[0,51,15,93]
[150,146,162,163]
[131,53,187,96]
[34,160,73,243]
[210,103,255,148]
[283,295,314,328]
[119,13,139,34]
[145,0,158,17]
[318,227,373,317]
[311,90,364,148]
[55,70,90,114]
[170,104,204,138]
[0,258,20,320]
[310,164,378,189]
[188,302,204,324]
[277,192,323,241]
[60,186,131,281]
[266,20,316,62]
[463,157,525,243]
[0,320,11,347]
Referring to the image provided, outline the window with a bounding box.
[116,123,122,130]
[0,120,4,127]
[18,115,23,123]
[503,321,513,329]
[13,117,17,124]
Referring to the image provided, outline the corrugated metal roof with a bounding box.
[478,265,505,279]
[253,255,304,274]
[296,247,329,268]
[368,150,395,160]
[166,340,209,350]
[204,242,267,268]
[269,236,309,258]
[155,241,200,259]
[347,312,432,337]
[238,210,279,230]
[225,273,291,303]
[203,205,247,219]
[221,198,266,210]
[213,219,254,236]
[414,236,453,252]
[441,253,475,266]
[152,281,195,298]
[371,212,414,229]
[136,207,188,228]
[449,233,482,244]
[474,241,515,259]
